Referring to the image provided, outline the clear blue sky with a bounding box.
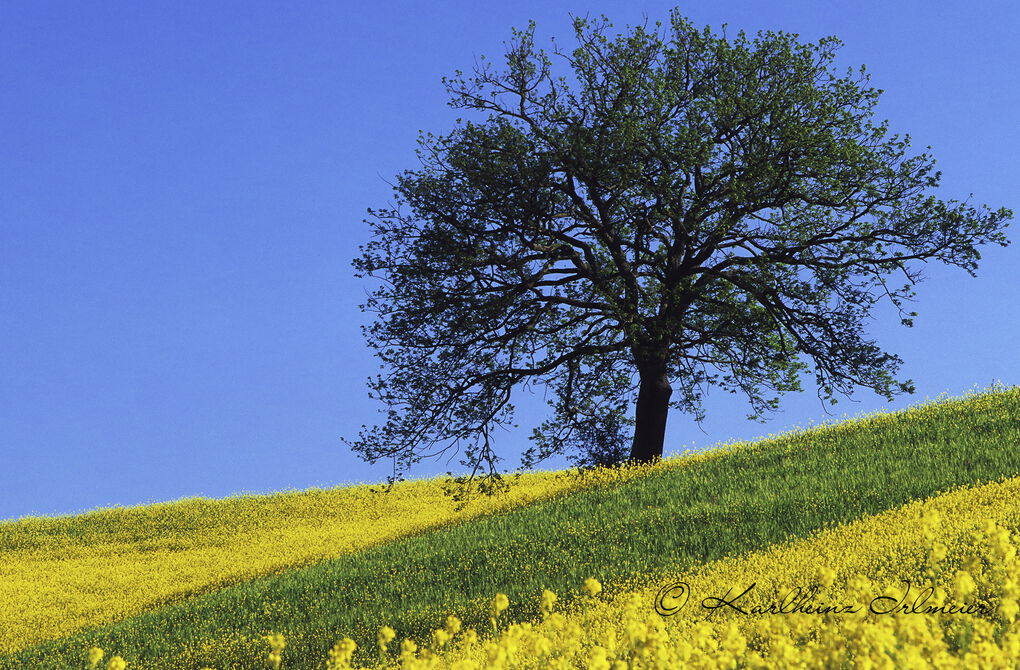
[2,1,1016,521]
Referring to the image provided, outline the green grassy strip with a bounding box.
[5,389,1020,670]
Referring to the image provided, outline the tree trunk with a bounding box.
[630,362,672,463]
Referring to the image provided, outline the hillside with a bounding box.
[2,387,1019,669]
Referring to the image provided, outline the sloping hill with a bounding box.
[3,388,1018,669]
[0,457,662,653]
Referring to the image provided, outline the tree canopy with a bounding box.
[348,10,1011,483]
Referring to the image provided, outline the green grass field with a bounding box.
[4,388,1019,669]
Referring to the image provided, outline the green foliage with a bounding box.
[350,8,1012,476]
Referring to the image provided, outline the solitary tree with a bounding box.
[349,10,1011,480]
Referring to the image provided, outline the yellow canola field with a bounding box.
[345,475,1020,669]
[9,388,1016,663]
[0,464,676,654]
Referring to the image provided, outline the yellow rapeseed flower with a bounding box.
[540,589,558,617]
[955,570,977,598]
[265,632,286,669]
[444,615,462,635]
[377,624,396,651]
[582,577,603,597]
[327,637,357,669]
[491,592,509,614]
[433,628,452,648]
[87,647,104,667]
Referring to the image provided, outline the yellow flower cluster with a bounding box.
[349,475,1020,669]
[266,632,286,669]
[86,647,126,670]
[328,637,359,669]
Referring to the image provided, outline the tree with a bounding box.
[348,10,1011,481]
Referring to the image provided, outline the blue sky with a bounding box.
[1,1,1016,521]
